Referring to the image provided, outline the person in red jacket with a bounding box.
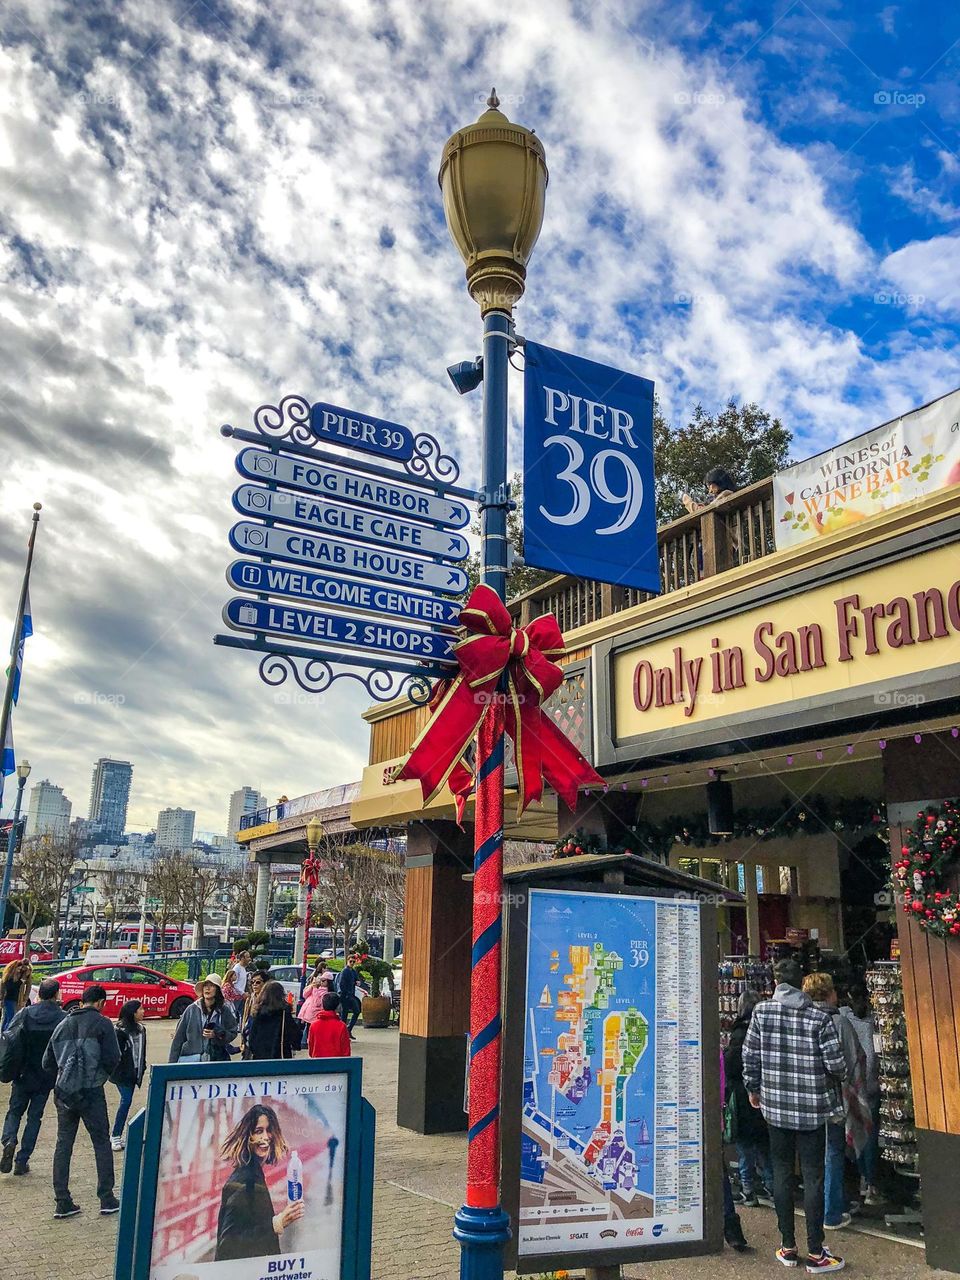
[307,994,351,1058]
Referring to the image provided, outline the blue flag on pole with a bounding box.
[2,588,32,808]
[9,588,32,706]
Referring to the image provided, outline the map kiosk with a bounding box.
[499,852,739,1278]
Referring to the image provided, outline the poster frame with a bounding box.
[500,877,722,1274]
[127,1056,370,1280]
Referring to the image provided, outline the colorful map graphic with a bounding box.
[521,892,657,1221]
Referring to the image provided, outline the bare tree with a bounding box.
[182,853,222,944]
[314,834,395,956]
[222,862,258,928]
[9,839,58,947]
[26,830,82,952]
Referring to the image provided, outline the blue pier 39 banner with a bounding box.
[523,342,659,593]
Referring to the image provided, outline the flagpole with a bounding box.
[0,504,42,796]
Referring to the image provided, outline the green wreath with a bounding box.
[893,801,960,938]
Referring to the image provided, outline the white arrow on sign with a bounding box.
[233,484,469,562]
[236,447,470,530]
[229,522,469,596]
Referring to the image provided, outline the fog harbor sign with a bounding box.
[214,392,478,704]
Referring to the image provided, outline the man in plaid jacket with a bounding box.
[742,958,847,1273]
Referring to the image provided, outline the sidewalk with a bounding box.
[0,1021,938,1280]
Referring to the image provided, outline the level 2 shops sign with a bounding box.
[595,539,960,763]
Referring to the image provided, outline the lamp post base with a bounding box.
[454,1204,511,1280]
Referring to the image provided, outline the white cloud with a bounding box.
[0,0,954,830]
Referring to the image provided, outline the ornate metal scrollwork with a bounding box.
[258,652,435,705]
[404,431,462,486]
[252,394,313,446]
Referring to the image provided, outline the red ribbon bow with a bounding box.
[300,854,322,889]
[392,584,603,819]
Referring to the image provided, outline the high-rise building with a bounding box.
[87,759,133,842]
[24,780,72,841]
[227,786,267,840]
[156,807,196,852]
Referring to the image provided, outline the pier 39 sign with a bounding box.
[523,341,658,593]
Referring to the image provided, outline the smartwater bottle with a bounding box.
[287,1150,303,1203]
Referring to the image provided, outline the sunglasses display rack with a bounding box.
[717,955,774,1047]
[866,962,918,1171]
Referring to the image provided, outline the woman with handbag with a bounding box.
[109,999,147,1150]
[724,989,773,1206]
[169,974,238,1063]
[246,981,299,1061]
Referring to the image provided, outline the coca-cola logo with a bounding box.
[626,1226,644,1237]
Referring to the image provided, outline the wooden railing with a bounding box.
[510,475,776,628]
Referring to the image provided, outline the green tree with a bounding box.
[654,399,792,523]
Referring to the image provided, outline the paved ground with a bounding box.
[0,1020,939,1280]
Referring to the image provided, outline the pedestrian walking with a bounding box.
[169,974,237,1063]
[724,989,774,1205]
[841,985,881,1205]
[42,984,121,1219]
[2,959,32,1031]
[231,951,250,1021]
[246,981,299,1060]
[240,969,267,1056]
[0,977,65,1176]
[742,957,847,1273]
[109,1000,147,1151]
[719,1047,749,1251]
[803,972,871,1231]
[307,993,351,1059]
[335,955,362,1040]
[220,966,241,1007]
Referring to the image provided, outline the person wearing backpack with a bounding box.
[0,977,65,1176]
[42,983,121,1219]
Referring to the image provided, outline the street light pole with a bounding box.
[300,817,324,990]
[0,760,31,932]
[439,91,548,1280]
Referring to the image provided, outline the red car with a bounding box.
[43,963,197,1019]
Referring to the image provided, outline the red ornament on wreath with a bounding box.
[893,801,960,938]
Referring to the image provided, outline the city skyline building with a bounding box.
[24,779,72,841]
[87,758,133,842]
[156,806,196,851]
[227,785,267,841]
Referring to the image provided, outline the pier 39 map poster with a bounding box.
[518,890,704,1263]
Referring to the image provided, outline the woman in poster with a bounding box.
[215,1103,304,1260]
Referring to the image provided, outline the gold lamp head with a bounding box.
[439,89,548,315]
[305,817,323,850]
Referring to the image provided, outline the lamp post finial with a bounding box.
[486,87,499,110]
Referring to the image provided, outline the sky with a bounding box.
[1,0,957,832]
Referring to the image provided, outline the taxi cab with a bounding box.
[43,962,197,1019]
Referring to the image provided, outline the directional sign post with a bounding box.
[215,395,477,706]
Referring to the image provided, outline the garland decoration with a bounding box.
[892,801,960,937]
[553,795,888,862]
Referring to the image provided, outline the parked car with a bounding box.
[34,963,197,1019]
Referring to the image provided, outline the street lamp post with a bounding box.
[438,91,548,1280]
[0,759,31,932]
[300,817,324,989]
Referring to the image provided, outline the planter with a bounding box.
[361,994,392,1028]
